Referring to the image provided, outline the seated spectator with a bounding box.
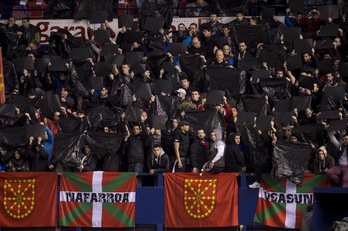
[77,144,97,172]
[147,144,170,175]
[312,146,335,174]
[6,149,29,172]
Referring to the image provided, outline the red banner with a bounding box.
[0,48,5,104]
[164,173,238,228]
[0,172,58,227]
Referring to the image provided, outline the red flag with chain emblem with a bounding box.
[0,48,6,104]
[0,172,58,227]
[164,172,238,228]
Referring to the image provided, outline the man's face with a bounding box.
[239,42,247,52]
[276,71,284,78]
[61,88,68,97]
[22,19,29,28]
[202,30,211,38]
[236,13,244,22]
[234,135,240,144]
[100,87,108,97]
[8,17,15,26]
[191,91,200,101]
[84,146,91,155]
[334,38,341,47]
[305,108,313,118]
[210,131,216,141]
[100,23,107,30]
[223,45,230,55]
[290,135,298,143]
[181,79,190,89]
[196,0,204,6]
[210,14,217,23]
[191,38,201,48]
[221,27,230,36]
[343,135,348,146]
[121,64,130,74]
[178,24,186,32]
[197,129,205,139]
[317,151,325,160]
[153,147,161,157]
[216,50,224,62]
[303,53,311,62]
[53,112,60,122]
[189,24,197,33]
[182,124,190,132]
[133,126,141,135]
[326,73,333,82]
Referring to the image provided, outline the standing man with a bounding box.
[173,121,190,172]
[190,128,209,173]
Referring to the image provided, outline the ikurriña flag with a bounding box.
[164,172,238,228]
[0,172,58,227]
[59,171,136,227]
[254,173,330,229]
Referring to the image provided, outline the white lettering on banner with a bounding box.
[0,17,286,44]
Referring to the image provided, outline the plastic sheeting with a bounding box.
[2,59,18,94]
[238,94,268,115]
[0,126,28,162]
[44,0,76,19]
[185,109,224,135]
[139,3,173,31]
[85,106,121,129]
[55,130,123,166]
[260,78,291,104]
[272,140,312,184]
[74,0,114,21]
[179,54,203,81]
[155,95,180,120]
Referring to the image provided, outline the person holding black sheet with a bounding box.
[6,149,29,172]
[25,135,49,172]
[77,144,97,172]
[126,114,148,185]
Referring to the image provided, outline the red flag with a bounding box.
[0,47,5,103]
[0,172,58,227]
[164,173,238,228]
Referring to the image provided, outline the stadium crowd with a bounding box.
[1,0,348,189]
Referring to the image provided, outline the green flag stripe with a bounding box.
[63,173,92,192]
[296,203,308,214]
[297,175,327,193]
[60,203,93,226]
[262,174,286,192]
[103,173,135,192]
[103,202,135,227]
[254,201,286,223]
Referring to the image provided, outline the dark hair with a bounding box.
[153,144,162,149]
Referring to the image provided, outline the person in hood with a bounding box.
[312,146,335,174]
[313,146,335,174]
[147,144,170,175]
[208,129,225,173]
[225,133,246,173]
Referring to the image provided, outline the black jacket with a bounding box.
[190,138,209,169]
[225,143,245,172]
